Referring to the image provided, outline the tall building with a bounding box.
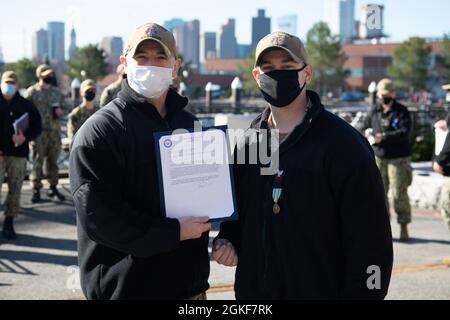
[238,44,251,59]
[47,22,65,64]
[100,37,124,71]
[359,3,384,39]
[252,9,271,49]
[32,28,48,64]
[184,20,200,68]
[173,20,200,68]
[278,15,298,35]
[163,18,185,31]
[0,44,4,68]
[201,32,217,62]
[219,19,238,59]
[324,0,356,43]
[69,27,77,61]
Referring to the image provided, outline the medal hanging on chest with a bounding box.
[272,170,284,215]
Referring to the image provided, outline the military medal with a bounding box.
[272,170,284,215]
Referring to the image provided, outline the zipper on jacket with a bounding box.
[261,176,272,297]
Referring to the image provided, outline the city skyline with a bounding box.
[0,0,449,62]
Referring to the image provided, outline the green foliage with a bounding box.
[3,58,38,88]
[438,33,450,81]
[66,44,108,80]
[388,37,432,92]
[306,22,348,95]
[238,50,259,93]
[178,53,192,82]
[410,124,435,162]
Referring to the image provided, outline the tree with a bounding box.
[3,58,38,88]
[437,33,450,82]
[66,44,108,80]
[238,50,259,93]
[306,22,348,95]
[177,53,192,83]
[388,37,432,92]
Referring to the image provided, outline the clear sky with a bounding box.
[0,0,449,62]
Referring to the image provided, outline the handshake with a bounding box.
[178,216,238,267]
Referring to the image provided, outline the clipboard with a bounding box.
[13,112,29,134]
[154,125,238,223]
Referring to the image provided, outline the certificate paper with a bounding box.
[154,126,237,222]
[435,128,449,156]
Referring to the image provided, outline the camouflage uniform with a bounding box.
[0,156,27,218]
[100,79,122,107]
[67,104,99,141]
[25,83,67,189]
[441,177,450,230]
[376,156,413,225]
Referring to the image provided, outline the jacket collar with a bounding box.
[376,99,400,113]
[250,90,324,154]
[0,92,20,105]
[117,80,189,121]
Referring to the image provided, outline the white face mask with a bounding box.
[126,59,174,99]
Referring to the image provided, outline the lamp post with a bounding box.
[71,78,81,108]
[231,77,243,111]
[205,82,213,112]
[179,82,187,97]
[368,81,377,107]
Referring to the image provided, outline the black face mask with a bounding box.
[382,97,393,105]
[84,91,96,102]
[259,65,307,108]
[43,76,53,84]
[43,76,58,87]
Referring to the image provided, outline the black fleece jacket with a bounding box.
[364,100,412,159]
[0,92,42,158]
[217,91,393,300]
[436,115,450,176]
[69,82,209,300]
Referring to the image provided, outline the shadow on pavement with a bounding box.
[2,234,77,252]
[17,207,76,226]
[0,259,37,276]
[393,238,450,245]
[0,250,77,267]
[0,283,12,287]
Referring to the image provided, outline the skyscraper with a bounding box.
[100,37,124,71]
[252,9,271,49]
[324,0,356,43]
[69,27,77,61]
[219,19,238,59]
[238,44,251,59]
[47,22,65,64]
[163,18,185,31]
[0,44,4,68]
[201,32,217,62]
[184,20,200,68]
[172,20,200,68]
[359,3,384,39]
[278,15,298,35]
[32,28,48,64]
